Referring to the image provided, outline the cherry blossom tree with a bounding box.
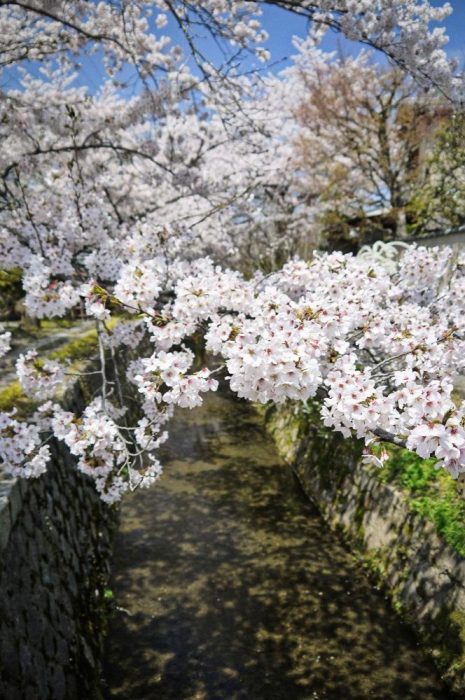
[281,41,458,249]
[2,1,459,95]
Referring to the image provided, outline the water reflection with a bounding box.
[103,392,452,699]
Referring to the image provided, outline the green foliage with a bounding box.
[378,446,465,556]
[103,588,114,601]
[0,268,23,319]
[0,381,38,416]
[408,110,465,233]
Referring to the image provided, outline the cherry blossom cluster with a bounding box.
[133,349,219,409]
[313,0,460,97]
[16,351,65,400]
[0,1,267,76]
[0,327,11,358]
[1,242,465,499]
[0,411,50,480]
[51,399,167,504]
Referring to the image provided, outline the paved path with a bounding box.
[103,391,452,700]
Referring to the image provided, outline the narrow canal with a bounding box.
[102,391,451,700]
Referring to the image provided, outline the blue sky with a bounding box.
[259,0,465,72]
[141,0,465,87]
[2,1,464,93]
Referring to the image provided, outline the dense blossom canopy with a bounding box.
[0,0,464,502]
[2,243,465,503]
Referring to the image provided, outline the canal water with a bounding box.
[102,391,451,699]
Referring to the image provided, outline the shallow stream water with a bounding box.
[103,391,451,699]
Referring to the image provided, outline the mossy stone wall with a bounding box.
[0,368,117,700]
[263,400,465,696]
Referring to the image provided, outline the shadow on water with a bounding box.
[102,392,452,700]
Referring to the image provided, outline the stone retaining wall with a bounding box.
[263,401,465,696]
[0,375,117,700]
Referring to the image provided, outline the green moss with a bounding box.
[0,268,23,319]
[48,329,98,362]
[354,501,367,539]
[0,381,38,415]
[360,548,389,580]
[39,318,79,331]
[447,611,465,675]
[377,446,465,556]
[103,588,115,601]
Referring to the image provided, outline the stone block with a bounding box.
[25,607,45,647]
[49,663,66,700]
[8,481,24,527]
[24,686,39,700]
[0,495,11,552]
[55,635,71,665]
[19,643,33,676]
[21,508,35,537]
[0,634,20,679]
[0,681,23,700]
[42,627,57,660]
